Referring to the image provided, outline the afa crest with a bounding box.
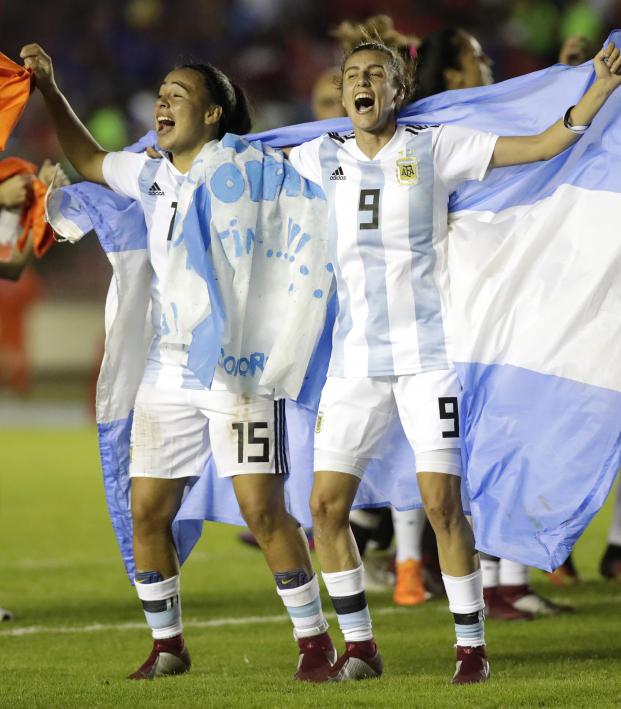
[396,155,420,185]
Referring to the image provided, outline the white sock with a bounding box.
[322,565,372,642]
[499,559,530,586]
[608,482,621,546]
[276,574,329,639]
[480,556,500,588]
[392,507,425,562]
[135,574,183,640]
[442,570,485,647]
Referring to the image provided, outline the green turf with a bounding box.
[1,428,619,708]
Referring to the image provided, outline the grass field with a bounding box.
[1,427,620,708]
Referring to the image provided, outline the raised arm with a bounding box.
[491,42,621,168]
[20,44,107,185]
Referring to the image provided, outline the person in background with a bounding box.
[0,157,68,619]
[0,160,68,397]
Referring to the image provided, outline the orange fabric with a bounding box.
[0,53,31,151]
[0,157,55,258]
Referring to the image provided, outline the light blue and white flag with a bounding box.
[249,31,621,570]
[160,134,331,399]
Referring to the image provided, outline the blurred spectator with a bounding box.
[559,34,595,65]
[0,160,68,394]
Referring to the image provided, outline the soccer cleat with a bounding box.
[501,585,575,616]
[328,639,383,681]
[363,549,395,592]
[0,607,13,621]
[547,553,580,587]
[599,543,621,580]
[483,586,533,621]
[393,559,427,606]
[128,634,191,680]
[294,632,337,682]
[421,553,447,598]
[451,645,490,685]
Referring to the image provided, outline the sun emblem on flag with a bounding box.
[396,150,419,185]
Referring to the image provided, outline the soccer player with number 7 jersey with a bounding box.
[21,43,337,682]
[288,38,621,683]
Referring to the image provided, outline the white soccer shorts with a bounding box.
[129,381,288,479]
[314,369,462,478]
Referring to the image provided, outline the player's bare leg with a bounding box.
[132,477,187,578]
[311,471,361,572]
[310,471,383,681]
[233,474,313,572]
[417,473,476,576]
[233,473,335,681]
[128,477,191,680]
[417,472,489,684]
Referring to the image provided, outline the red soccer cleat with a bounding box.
[328,639,383,681]
[128,634,191,680]
[294,632,337,681]
[451,645,490,685]
[501,584,575,616]
[484,586,533,621]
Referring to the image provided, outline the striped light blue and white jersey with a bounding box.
[289,124,497,378]
[102,150,201,388]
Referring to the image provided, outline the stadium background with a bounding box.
[1,1,620,707]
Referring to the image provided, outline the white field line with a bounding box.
[0,606,413,638]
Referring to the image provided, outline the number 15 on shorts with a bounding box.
[232,421,270,463]
[438,396,459,438]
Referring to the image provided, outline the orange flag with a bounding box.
[0,157,54,259]
[0,52,31,151]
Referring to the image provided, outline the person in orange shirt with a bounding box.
[0,160,68,397]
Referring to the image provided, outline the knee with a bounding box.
[239,500,284,540]
[310,490,350,531]
[425,499,464,538]
[132,496,174,537]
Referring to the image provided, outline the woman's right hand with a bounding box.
[20,43,56,94]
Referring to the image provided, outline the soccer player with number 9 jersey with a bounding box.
[288,37,621,683]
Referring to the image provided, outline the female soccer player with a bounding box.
[21,43,335,681]
[288,38,621,683]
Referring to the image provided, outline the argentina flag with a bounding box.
[249,30,621,571]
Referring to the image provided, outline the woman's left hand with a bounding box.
[593,42,621,93]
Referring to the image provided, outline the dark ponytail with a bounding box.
[180,63,252,138]
[412,28,462,101]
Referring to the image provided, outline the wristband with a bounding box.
[563,105,590,134]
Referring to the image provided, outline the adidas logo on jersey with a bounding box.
[148,181,165,196]
[330,166,346,180]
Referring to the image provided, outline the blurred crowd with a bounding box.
[1,0,620,349]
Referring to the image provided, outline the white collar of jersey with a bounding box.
[346,125,405,162]
[153,138,220,176]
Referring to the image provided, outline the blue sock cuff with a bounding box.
[135,570,165,584]
[274,569,312,590]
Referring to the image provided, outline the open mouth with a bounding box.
[354,93,375,114]
[156,115,176,135]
